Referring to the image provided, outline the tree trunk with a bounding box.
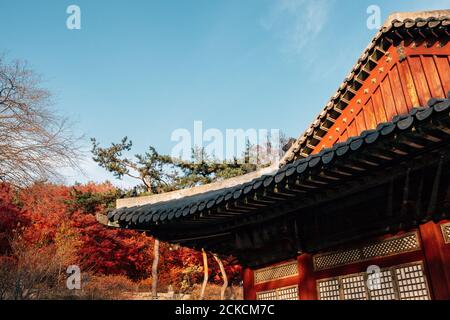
[199,248,208,300]
[151,238,160,299]
[213,254,228,300]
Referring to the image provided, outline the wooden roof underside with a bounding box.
[280,12,450,165]
[108,97,450,266]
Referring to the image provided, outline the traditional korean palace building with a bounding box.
[105,10,450,300]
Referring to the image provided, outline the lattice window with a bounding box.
[317,278,340,300]
[256,290,277,300]
[316,261,430,300]
[278,286,299,300]
[254,261,298,284]
[363,233,419,259]
[256,285,298,300]
[395,263,430,300]
[314,249,361,271]
[341,274,368,300]
[441,222,450,244]
[368,270,396,300]
[313,232,420,271]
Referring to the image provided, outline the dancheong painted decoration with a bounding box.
[103,10,450,300]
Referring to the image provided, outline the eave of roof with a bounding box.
[108,96,450,231]
[280,9,450,166]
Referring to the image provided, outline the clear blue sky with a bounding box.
[1,0,449,187]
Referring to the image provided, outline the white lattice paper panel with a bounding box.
[317,278,340,300]
[368,270,396,300]
[396,264,429,300]
[256,286,298,300]
[317,262,430,301]
[256,290,277,300]
[278,286,298,300]
[341,274,367,300]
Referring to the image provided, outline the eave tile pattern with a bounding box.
[109,96,450,230]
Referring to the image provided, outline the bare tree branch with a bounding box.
[0,55,82,188]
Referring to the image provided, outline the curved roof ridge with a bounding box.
[384,9,450,27]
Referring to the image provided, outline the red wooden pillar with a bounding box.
[242,267,256,300]
[297,253,317,300]
[419,220,450,300]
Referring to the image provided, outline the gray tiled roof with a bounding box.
[109,96,450,229]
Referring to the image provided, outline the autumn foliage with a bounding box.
[0,182,241,299]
